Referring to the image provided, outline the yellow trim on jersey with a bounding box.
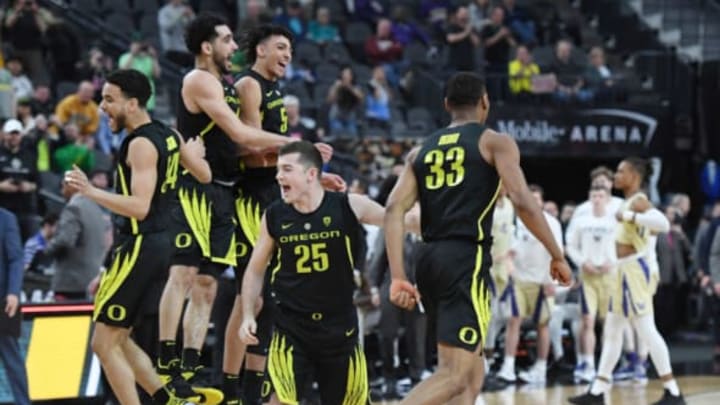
[93,235,143,320]
[198,107,240,138]
[270,250,282,284]
[236,196,262,247]
[116,164,138,234]
[345,236,354,269]
[267,332,298,405]
[178,187,212,257]
[477,181,502,242]
[471,246,492,347]
[342,345,369,405]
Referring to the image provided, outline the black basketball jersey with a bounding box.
[177,73,241,183]
[114,121,181,235]
[265,192,362,315]
[237,69,288,135]
[413,122,501,243]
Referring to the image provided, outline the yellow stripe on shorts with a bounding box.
[267,332,298,405]
[342,344,369,405]
[93,235,143,320]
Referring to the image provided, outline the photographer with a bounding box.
[365,66,391,130]
[0,119,38,241]
[118,39,161,113]
[2,0,54,85]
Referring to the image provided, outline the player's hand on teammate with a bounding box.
[239,318,259,345]
[320,172,347,192]
[390,278,421,311]
[182,137,206,160]
[64,165,91,195]
[314,142,334,163]
[550,257,572,286]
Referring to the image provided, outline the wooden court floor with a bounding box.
[377,376,720,404]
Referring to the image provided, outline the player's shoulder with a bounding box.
[183,69,221,91]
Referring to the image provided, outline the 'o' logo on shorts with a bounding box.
[175,233,192,249]
[236,242,248,258]
[261,381,271,397]
[107,305,127,322]
[311,312,323,321]
[458,326,478,345]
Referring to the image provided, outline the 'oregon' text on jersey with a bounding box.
[265,192,362,315]
[413,122,501,243]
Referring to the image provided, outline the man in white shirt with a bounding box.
[496,184,563,384]
[565,185,617,382]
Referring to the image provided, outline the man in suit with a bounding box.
[0,207,30,405]
[46,177,110,301]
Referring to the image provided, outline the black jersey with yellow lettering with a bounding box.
[177,73,241,183]
[114,121,181,235]
[413,122,500,243]
[237,69,288,135]
[265,192,361,315]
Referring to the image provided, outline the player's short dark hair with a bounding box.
[240,24,294,65]
[623,156,652,183]
[185,13,227,55]
[590,165,613,182]
[42,212,59,226]
[105,69,151,108]
[445,72,486,108]
[279,141,323,172]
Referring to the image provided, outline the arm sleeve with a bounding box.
[564,218,583,267]
[3,212,24,295]
[632,208,670,233]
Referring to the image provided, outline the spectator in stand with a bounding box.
[5,58,32,101]
[502,0,536,45]
[45,177,108,301]
[468,0,491,33]
[15,99,34,133]
[273,0,307,41]
[29,84,53,117]
[446,6,480,73]
[655,205,692,338]
[76,47,114,102]
[53,123,94,173]
[44,18,81,83]
[365,18,404,66]
[0,67,16,120]
[584,46,616,102]
[53,81,99,138]
[118,40,161,113]
[158,0,195,66]
[420,0,451,39]
[327,65,364,136]
[0,207,30,405]
[550,39,593,103]
[347,0,389,24]
[365,66,391,130]
[24,114,58,172]
[0,119,38,241]
[2,0,53,85]
[481,6,516,73]
[391,5,431,47]
[22,212,57,295]
[307,6,340,45]
[508,44,540,99]
[284,95,321,142]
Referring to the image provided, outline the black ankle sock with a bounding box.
[222,373,240,398]
[158,340,178,366]
[181,348,201,370]
[241,371,265,404]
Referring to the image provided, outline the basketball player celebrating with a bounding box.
[384,72,572,404]
[64,69,214,405]
[569,157,684,405]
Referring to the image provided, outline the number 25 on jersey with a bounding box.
[424,146,466,190]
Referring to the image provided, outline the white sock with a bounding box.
[596,314,626,383]
[535,359,547,373]
[590,378,610,395]
[583,354,595,369]
[663,379,680,396]
[501,356,515,373]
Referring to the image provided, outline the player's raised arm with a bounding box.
[183,71,291,150]
[482,131,571,285]
[347,193,421,235]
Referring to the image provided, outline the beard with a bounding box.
[113,113,127,133]
[212,51,230,75]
